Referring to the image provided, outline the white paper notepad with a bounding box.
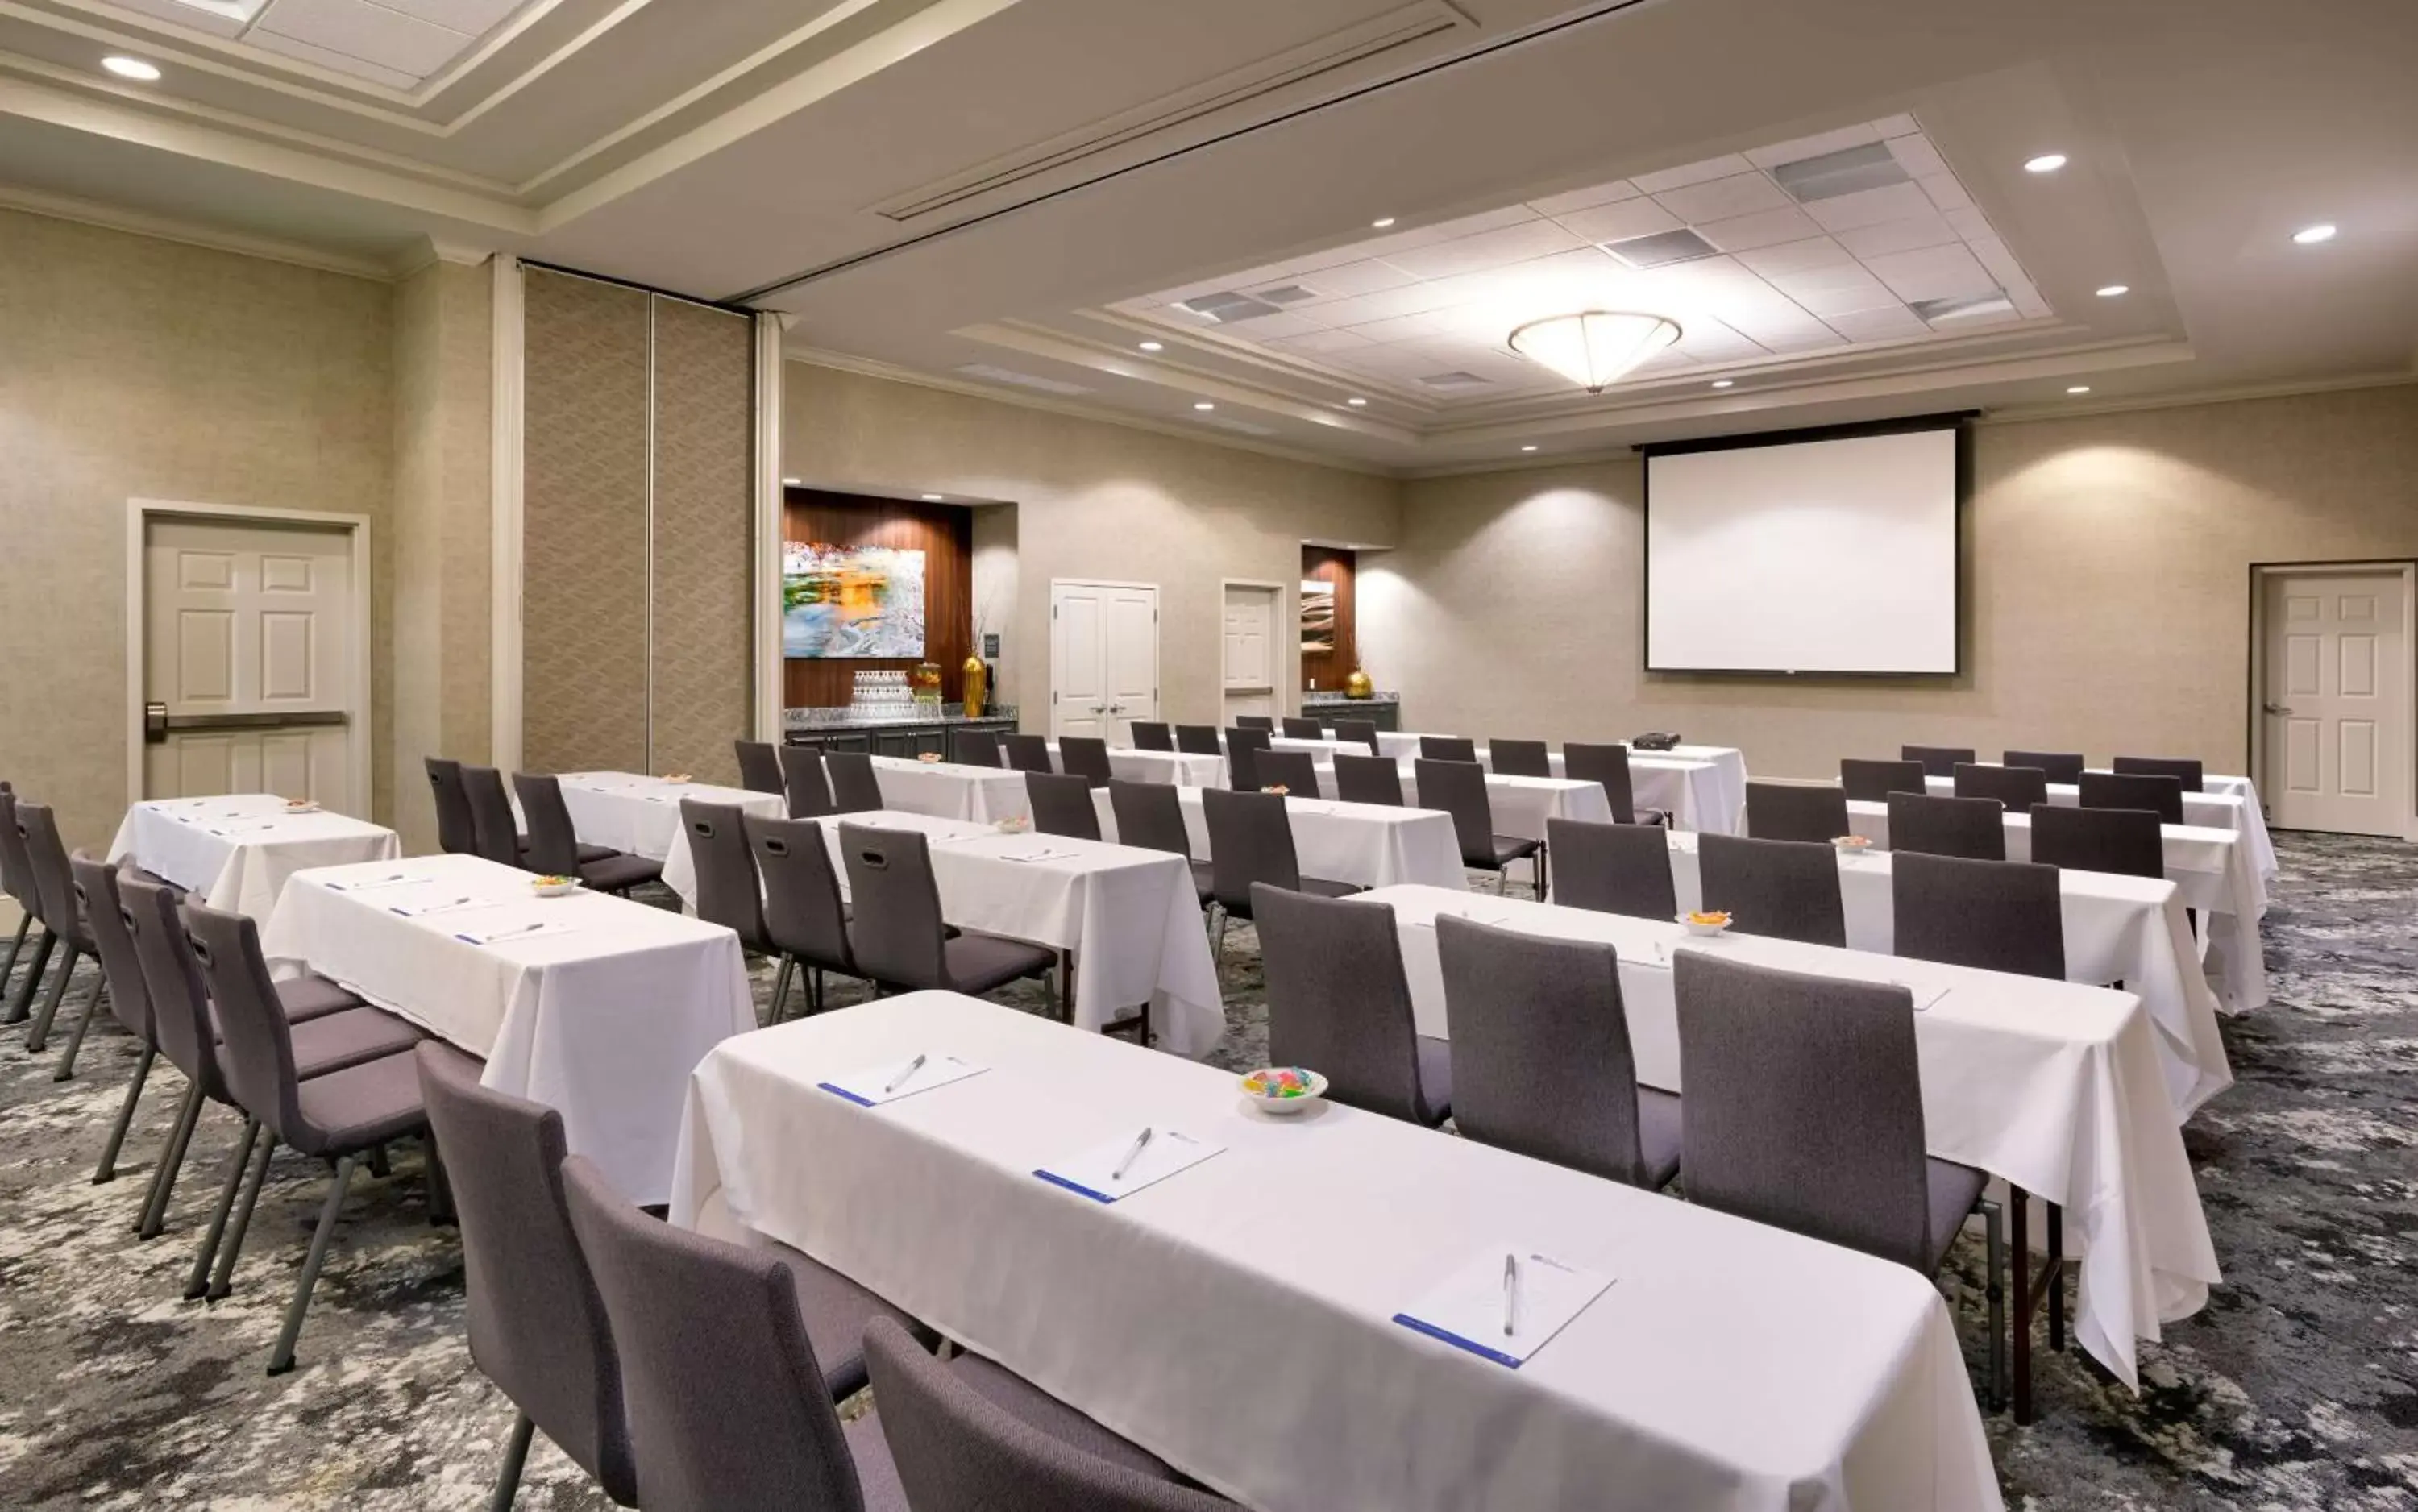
[1393,1247,1614,1369]
[1034,1127,1223,1204]
[455,920,580,947]
[817,1054,986,1108]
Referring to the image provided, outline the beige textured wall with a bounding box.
[783,363,1399,726]
[390,259,493,853]
[648,300,755,787]
[0,209,396,850]
[1361,385,2418,779]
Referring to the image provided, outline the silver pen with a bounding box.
[1502,1252,1519,1339]
[883,1053,928,1095]
[1111,1126,1154,1182]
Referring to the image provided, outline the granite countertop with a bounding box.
[784,704,1019,729]
[1302,689,1399,706]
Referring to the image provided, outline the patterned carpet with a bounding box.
[0,833,2412,1509]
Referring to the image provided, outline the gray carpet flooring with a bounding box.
[0,831,2412,1508]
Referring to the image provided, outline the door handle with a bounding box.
[2263,702,2293,715]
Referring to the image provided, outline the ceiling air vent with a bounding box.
[1418,371,1493,390]
[1771,141,1911,203]
[1604,228,1718,268]
[1909,292,2016,325]
[955,363,1095,396]
[1252,284,1320,305]
[1179,291,1287,322]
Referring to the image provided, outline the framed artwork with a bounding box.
[1300,578,1336,655]
[783,542,927,658]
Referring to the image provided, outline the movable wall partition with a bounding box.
[520,267,755,785]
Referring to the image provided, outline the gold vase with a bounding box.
[1344,668,1373,700]
[962,654,987,718]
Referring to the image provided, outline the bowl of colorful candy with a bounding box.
[530,874,582,899]
[916,751,945,763]
[995,816,1031,834]
[1676,909,1732,937]
[1240,1065,1328,1115]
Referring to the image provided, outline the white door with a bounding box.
[1049,580,1159,741]
[2263,571,2410,836]
[1221,584,1277,725]
[143,517,358,811]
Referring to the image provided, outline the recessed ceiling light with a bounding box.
[1371,217,1396,229]
[102,56,161,81]
[2066,385,2092,395]
[1193,401,1215,411]
[1519,444,1539,452]
[2095,285,2129,297]
[1710,380,1735,389]
[1346,397,1368,407]
[781,476,800,485]
[1137,340,1163,352]
[2292,223,2337,245]
[920,492,944,501]
[2022,152,2067,174]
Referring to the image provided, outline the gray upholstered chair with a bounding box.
[2004,750,2086,787]
[517,774,663,895]
[183,902,430,1373]
[2080,771,2185,825]
[66,854,156,1171]
[862,1318,1221,1512]
[746,816,858,1021]
[1252,883,1449,1127]
[558,1155,904,1512]
[679,801,771,958]
[2026,802,2164,879]
[1672,951,2000,1402]
[1564,743,1666,825]
[1839,758,1928,804]
[1953,762,2048,812]
[1129,721,1174,752]
[1893,852,2067,979]
[950,729,1003,767]
[838,824,1057,1005]
[1003,734,1053,775]
[1436,915,1679,1189]
[1696,834,1846,947]
[1415,758,1545,899]
[1106,783,1211,908]
[1331,754,1404,807]
[1280,717,1323,739]
[1419,735,1477,764]
[825,752,887,815]
[1233,715,1273,731]
[2,784,50,1015]
[1025,772,1103,842]
[1885,791,2008,861]
[462,764,527,869]
[415,1043,638,1510]
[1330,718,1381,757]
[1900,744,1977,779]
[15,802,100,1058]
[1222,727,1271,791]
[1057,737,1114,789]
[1252,750,1321,800]
[735,740,785,797]
[1487,739,1552,779]
[1744,781,1851,843]
[1199,790,1358,970]
[2112,755,2204,792]
[780,748,837,818]
[1173,725,1223,757]
[426,757,479,856]
[1544,817,1676,920]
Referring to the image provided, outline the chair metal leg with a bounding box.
[810,966,825,1015]
[52,970,109,1080]
[1535,842,1548,904]
[488,1410,536,1512]
[2046,1202,2066,1353]
[140,1080,206,1237]
[186,1117,259,1299]
[206,1128,278,1302]
[268,1153,356,1375]
[1056,951,1074,1024]
[4,928,52,1025]
[0,912,29,989]
[769,954,796,1024]
[1981,1198,2005,1411]
[1210,906,1229,974]
[426,1132,456,1227]
[23,943,82,1052]
[94,1043,156,1182]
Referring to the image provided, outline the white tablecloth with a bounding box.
[1398,767,1613,844]
[1091,787,1465,891]
[1365,884,2217,1394]
[1661,833,2231,1119]
[1379,737,1751,835]
[554,772,786,908]
[108,795,400,920]
[821,812,1224,1057]
[1922,773,2279,885]
[866,756,1033,824]
[261,853,754,1204]
[671,992,2004,1512]
[1843,800,2268,1013]
[1042,742,1226,788]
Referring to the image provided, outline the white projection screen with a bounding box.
[1644,424,1964,675]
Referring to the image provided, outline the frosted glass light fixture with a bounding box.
[1507,311,1682,393]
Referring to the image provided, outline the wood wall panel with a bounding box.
[783,489,974,706]
[1302,545,1357,692]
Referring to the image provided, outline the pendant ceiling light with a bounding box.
[1507,311,1683,393]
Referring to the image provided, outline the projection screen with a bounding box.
[1643,423,1963,675]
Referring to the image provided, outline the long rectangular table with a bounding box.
[671,992,2004,1512]
[108,795,400,920]
[1041,742,1226,788]
[1841,799,2268,1013]
[1363,884,2217,1397]
[1375,735,1751,834]
[1914,773,2279,884]
[1089,786,1465,891]
[261,853,754,1203]
[552,772,786,908]
[818,811,1224,1057]
[1660,833,2230,1118]
[865,754,1033,824]
[1309,761,1613,845]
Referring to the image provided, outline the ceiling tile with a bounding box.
[1942,205,1994,242]
[1772,272,1901,318]
[1631,154,1755,194]
[2005,276,2051,318]
[107,0,257,37]
[1695,206,1824,253]
[1744,123,1884,170]
[1304,282,1466,328]
[1379,218,1582,279]
[1884,134,1948,179]
[242,26,423,86]
[1864,243,1999,301]
[1266,328,1377,354]
[1801,181,1937,232]
[1340,312,1455,344]
[1553,197,1682,245]
[1963,235,2038,297]
[1261,260,1418,301]
[1874,114,1921,139]
[373,0,521,28]
[1766,260,1893,297]
[255,0,471,77]
[1672,321,1764,359]
[1733,236,1855,276]
[1823,305,1931,340]
[1834,211,1961,259]
[1757,326,1851,354]
[1526,180,1641,218]
[1918,173,1974,214]
[1651,172,1792,224]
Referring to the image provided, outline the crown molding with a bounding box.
[1977,371,2418,426]
[0,180,393,278]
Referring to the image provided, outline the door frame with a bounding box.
[1218,576,1287,716]
[2246,557,2418,840]
[125,498,376,815]
[1047,578,1161,738]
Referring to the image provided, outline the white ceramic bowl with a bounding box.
[995,816,1031,834]
[530,878,582,899]
[916,752,945,763]
[1832,835,1874,854]
[1675,912,1731,938]
[1240,1067,1329,1115]
[283,800,322,815]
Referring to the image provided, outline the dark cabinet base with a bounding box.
[785,716,1018,763]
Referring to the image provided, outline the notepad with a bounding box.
[1392,1247,1614,1369]
[324,873,427,893]
[206,822,284,837]
[998,847,1081,865]
[817,1054,986,1107]
[389,897,496,919]
[455,920,580,946]
[1032,1127,1222,1203]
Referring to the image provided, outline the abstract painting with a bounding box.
[783,542,927,658]
[1300,578,1336,655]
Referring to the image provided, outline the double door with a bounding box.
[1049,581,1159,742]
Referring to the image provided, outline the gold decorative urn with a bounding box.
[962,654,988,718]
[1344,668,1374,700]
